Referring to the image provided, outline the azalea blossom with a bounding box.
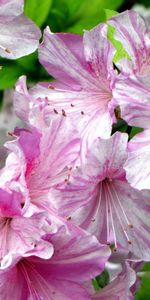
[0,188,54,270]
[13,23,117,160]
[109,10,150,129]
[0,213,110,299]
[0,115,80,214]
[124,129,150,190]
[52,132,150,260]
[0,0,41,59]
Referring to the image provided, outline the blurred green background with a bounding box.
[1,1,150,298]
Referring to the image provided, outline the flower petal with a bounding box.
[48,219,110,282]
[92,263,136,299]
[39,27,100,89]
[0,14,41,59]
[125,129,150,190]
[0,0,24,20]
[113,74,150,128]
[108,10,149,74]
[83,23,115,83]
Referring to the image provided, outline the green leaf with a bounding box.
[92,278,101,292]
[92,270,110,291]
[104,9,118,20]
[68,0,123,33]
[136,273,150,300]
[107,25,130,63]
[96,270,110,289]
[0,64,23,90]
[16,52,37,72]
[142,263,150,272]
[47,0,123,34]
[112,119,128,135]
[129,127,143,140]
[24,0,53,26]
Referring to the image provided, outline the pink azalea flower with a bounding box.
[0,116,80,214]
[92,263,136,300]
[109,10,150,129]
[14,24,117,156]
[52,132,150,260]
[0,214,110,299]
[0,0,41,59]
[0,188,54,270]
[124,129,150,190]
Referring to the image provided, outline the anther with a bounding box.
[7,131,17,138]
[66,216,72,221]
[62,109,67,117]
[81,111,84,115]
[128,224,133,228]
[53,108,58,114]
[71,103,75,107]
[5,48,11,53]
[113,248,117,252]
[48,85,55,89]
[7,131,14,137]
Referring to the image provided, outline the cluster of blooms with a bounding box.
[0,1,150,299]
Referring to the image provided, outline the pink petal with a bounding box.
[0,217,110,299]
[13,76,30,122]
[14,127,41,163]
[0,212,54,269]
[0,265,26,300]
[92,263,136,299]
[48,220,110,282]
[113,74,150,128]
[2,116,80,212]
[83,23,115,83]
[0,188,22,217]
[124,129,150,190]
[0,15,41,59]
[39,27,100,89]
[0,0,24,20]
[30,80,113,143]
[108,10,149,75]
[53,132,150,260]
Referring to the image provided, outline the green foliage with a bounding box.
[135,273,150,300]
[104,9,118,20]
[136,0,150,7]
[92,278,101,291]
[47,0,123,33]
[142,263,150,272]
[112,119,128,135]
[0,64,22,90]
[129,127,143,139]
[92,270,110,291]
[24,0,53,26]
